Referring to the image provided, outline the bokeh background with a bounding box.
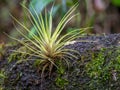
[0,0,120,43]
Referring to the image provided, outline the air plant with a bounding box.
[8,3,87,77]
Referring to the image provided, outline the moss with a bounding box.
[8,46,30,63]
[0,70,6,90]
[55,77,68,89]
[85,47,120,89]
[55,60,69,89]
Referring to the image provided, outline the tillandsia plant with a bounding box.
[7,3,88,77]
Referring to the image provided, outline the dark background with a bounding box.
[0,0,120,43]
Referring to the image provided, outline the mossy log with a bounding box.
[0,34,120,90]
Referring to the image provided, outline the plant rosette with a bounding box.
[7,3,88,79]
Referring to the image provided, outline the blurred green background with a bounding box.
[0,0,120,43]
